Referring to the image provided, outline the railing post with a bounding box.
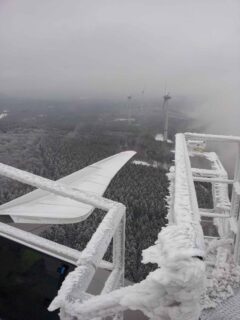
[112,213,125,320]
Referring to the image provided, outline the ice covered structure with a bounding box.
[61,133,240,320]
[0,133,240,320]
[61,224,205,320]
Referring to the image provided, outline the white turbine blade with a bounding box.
[0,151,136,224]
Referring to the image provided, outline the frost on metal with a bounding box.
[203,240,240,311]
[5,132,240,319]
[207,152,231,237]
[185,132,240,318]
[0,151,136,224]
[205,248,240,309]
[49,204,125,312]
[166,167,175,223]
[190,149,231,237]
[62,225,205,320]
[55,133,206,320]
[185,132,240,143]
[50,133,240,319]
[173,135,205,256]
[0,152,133,320]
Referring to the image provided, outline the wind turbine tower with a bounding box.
[127,95,132,124]
[141,89,145,114]
[162,93,171,142]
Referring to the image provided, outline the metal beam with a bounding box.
[49,205,125,312]
[193,177,233,184]
[185,132,240,143]
[200,211,230,219]
[0,222,113,270]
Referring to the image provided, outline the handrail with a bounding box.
[52,133,206,320]
[0,162,126,320]
[185,132,240,143]
[0,162,115,210]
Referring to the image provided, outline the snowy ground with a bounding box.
[114,118,135,122]
[155,133,172,143]
[132,160,169,170]
[0,112,8,120]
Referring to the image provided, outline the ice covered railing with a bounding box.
[0,159,128,320]
[185,132,240,261]
[7,132,240,319]
[46,132,240,319]
[184,132,240,316]
[49,133,205,320]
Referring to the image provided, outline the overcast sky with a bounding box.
[0,1,239,126]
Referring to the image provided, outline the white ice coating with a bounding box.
[208,153,231,210]
[49,204,125,311]
[185,133,240,317]
[0,151,136,223]
[132,160,153,167]
[204,246,240,310]
[132,159,169,170]
[166,168,175,223]
[50,133,240,319]
[185,132,240,143]
[60,225,205,320]
[0,112,8,120]
[2,132,240,319]
[155,133,173,144]
[189,144,230,221]
[173,135,205,258]
[54,133,206,320]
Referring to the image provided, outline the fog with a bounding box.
[0,0,239,134]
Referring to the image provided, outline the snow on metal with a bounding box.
[185,132,240,143]
[57,246,205,320]
[0,151,136,224]
[49,204,126,313]
[173,134,205,257]
[3,132,240,320]
[190,149,231,238]
[0,221,111,269]
[35,133,240,319]
[53,133,206,320]
[185,132,240,318]
[0,151,134,320]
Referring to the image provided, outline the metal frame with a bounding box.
[48,133,206,320]
[0,162,126,319]
[185,132,240,263]
[1,132,240,319]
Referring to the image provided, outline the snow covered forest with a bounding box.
[0,99,211,282]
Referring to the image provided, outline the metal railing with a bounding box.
[47,133,206,320]
[3,132,240,319]
[0,162,126,319]
[185,132,240,263]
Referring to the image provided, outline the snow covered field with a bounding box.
[114,118,135,122]
[155,133,172,143]
[132,160,169,170]
[0,112,8,120]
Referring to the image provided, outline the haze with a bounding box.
[0,0,239,133]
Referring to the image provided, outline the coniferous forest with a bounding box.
[0,100,211,282]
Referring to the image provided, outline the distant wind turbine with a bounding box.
[162,92,171,142]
